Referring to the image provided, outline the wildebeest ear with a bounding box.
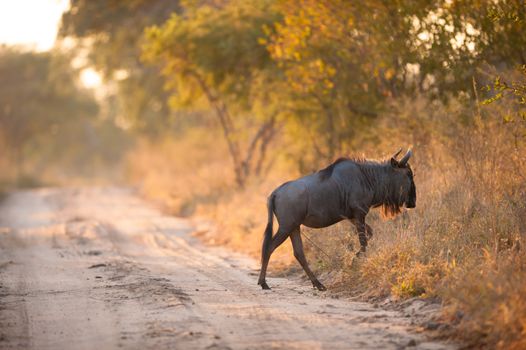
[390,157,399,168]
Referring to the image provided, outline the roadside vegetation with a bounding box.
[1,1,525,349]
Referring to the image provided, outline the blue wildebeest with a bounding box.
[258,149,416,290]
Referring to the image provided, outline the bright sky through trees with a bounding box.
[0,0,103,88]
[0,0,69,51]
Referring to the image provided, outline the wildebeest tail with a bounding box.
[261,193,275,263]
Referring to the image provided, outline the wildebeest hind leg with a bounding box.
[258,227,293,290]
[290,229,326,291]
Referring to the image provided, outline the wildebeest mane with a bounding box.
[318,156,380,181]
[319,156,405,218]
[318,157,350,180]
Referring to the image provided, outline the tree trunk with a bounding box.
[190,71,278,187]
[190,71,246,187]
[254,118,277,176]
[243,115,276,179]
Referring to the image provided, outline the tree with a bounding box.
[143,0,283,187]
[263,0,526,156]
[262,0,437,159]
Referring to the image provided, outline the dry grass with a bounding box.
[305,99,526,349]
[125,128,234,216]
[126,96,526,349]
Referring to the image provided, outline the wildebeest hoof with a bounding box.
[259,281,271,290]
[313,282,327,291]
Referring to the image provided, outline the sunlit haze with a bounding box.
[0,0,69,51]
[0,0,103,88]
[80,68,103,88]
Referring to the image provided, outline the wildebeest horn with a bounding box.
[392,148,403,160]
[399,149,413,166]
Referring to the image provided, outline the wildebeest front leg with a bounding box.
[351,217,368,256]
[290,229,326,291]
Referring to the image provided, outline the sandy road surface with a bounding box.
[0,188,454,350]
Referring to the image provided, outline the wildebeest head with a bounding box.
[390,148,416,209]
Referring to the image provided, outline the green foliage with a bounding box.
[477,1,526,125]
[263,0,416,159]
[142,0,280,113]
[258,0,526,162]
[481,70,526,125]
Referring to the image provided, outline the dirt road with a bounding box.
[0,188,454,349]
